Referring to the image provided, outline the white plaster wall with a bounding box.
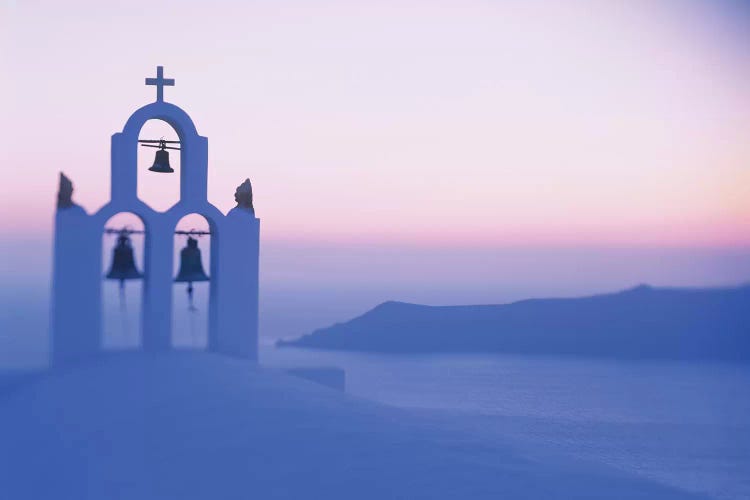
[51,206,102,364]
[212,209,260,360]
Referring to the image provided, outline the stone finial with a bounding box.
[234,178,254,212]
[57,172,74,209]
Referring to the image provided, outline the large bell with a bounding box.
[106,233,143,285]
[148,149,174,173]
[175,236,209,311]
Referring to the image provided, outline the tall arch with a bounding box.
[110,101,209,206]
[136,119,182,212]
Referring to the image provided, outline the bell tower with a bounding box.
[50,67,260,365]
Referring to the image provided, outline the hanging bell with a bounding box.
[106,232,143,288]
[106,231,143,310]
[148,149,174,173]
[175,237,209,283]
[175,236,209,310]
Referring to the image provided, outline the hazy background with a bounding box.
[1,0,749,366]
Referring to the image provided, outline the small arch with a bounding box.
[171,213,213,348]
[101,212,146,349]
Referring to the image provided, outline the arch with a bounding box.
[123,101,199,139]
[94,199,173,352]
[94,199,156,232]
[137,119,182,212]
[171,213,215,349]
[165,202,224,231]
[110,101,209,207]
[100,212,147,349]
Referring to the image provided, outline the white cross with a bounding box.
[145,66,175,102]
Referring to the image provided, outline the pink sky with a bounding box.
[2,0,750,354]
[1,1,749,253]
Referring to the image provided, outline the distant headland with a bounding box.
[278,284,750,361]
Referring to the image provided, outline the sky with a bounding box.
[1,0,750,348]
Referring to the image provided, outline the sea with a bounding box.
[2,284,749,499]
[262,345,750,500]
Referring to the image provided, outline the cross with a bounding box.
[145,66,175,102]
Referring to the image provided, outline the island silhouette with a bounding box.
[279,284,750,360]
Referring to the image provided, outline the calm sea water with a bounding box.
[2,287,748,499]
[262,345,750,500]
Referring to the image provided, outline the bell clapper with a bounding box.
[187,283,199,346]
[118,279,126,312]
[187,282,198,312]
[119,279,130,342]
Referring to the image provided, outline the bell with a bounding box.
[106,232,142,305]
[106,233,142,282]
[175,237,209,283]
[148,149,174,173]
[175,236,209,310]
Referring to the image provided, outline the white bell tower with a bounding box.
[50,67,260,364]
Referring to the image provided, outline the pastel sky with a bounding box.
[1,0,749,306]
